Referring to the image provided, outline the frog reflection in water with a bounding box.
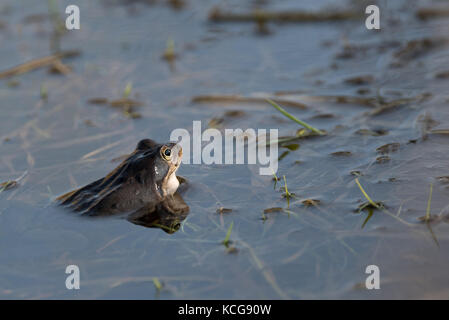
[57,139,189,233]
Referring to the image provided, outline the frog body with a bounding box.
[57,139,188,218]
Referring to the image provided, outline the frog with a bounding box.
[56,139,189,220]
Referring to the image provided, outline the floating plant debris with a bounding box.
[355,128,388,136]
[87,98,109,105]
[417,214,440,224]
[393,38,446,62]
[168,0,185,10]
[216,207,233,214]
[430,129,449,135]
[0,50,80,79]
[48,60,72,75]
[224,110,245,117]
[434,70,449,79]
[263,207,283,214]
[301,199,321,207]
[357,201,385,213]
[436,176,449,184]
[282,144,300,151]
[193,95,308,109]
[261,207,284,221]
[209,7,359,23]
[226,246,239,254]
[331,151,352,157]
[344,75,374,85]
[311,113,335,119]
[208,110,246,128]
[109,98,143,108]
[376,156,391,164]
[0,180,18,193]
[357,88,371,95]
[416,7,449,20]
[88,96,144,119]
[0,171,28,193]
[369,94,430,117]
[376,143,400,155]
[278,151,290,161]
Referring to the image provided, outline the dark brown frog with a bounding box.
[57,139,189,227]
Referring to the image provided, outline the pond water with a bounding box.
[1,0,449,299]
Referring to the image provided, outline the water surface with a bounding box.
[1,0,449,299]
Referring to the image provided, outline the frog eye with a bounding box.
[161,146,172,161]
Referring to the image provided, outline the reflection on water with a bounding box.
[127,192,189,234]
[0,0,449,299]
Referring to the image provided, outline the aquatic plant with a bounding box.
[266,99,325,135]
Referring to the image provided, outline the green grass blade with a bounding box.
[222,221,234,247]
[152,277,163,291]
[355,178,380,209]
[123,82,133,98]
[266,98,325,135]
[283,175,291,208]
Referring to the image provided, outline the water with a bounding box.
[1,0,449,299]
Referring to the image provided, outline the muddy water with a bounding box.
[1,0,449,299]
